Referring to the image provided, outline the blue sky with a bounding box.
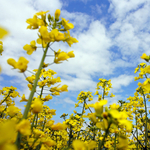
[0,0,150,122]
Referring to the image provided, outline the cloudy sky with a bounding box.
[0,0,150,121]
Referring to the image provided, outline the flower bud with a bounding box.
[55,9,61,21]
[48,14,51,22]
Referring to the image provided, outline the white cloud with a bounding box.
[64,98,75,104]
[1,0,149,112]
[108,0,148,19]
[109,0,150,62]
[111,74,134,92]
[91,4,102,15]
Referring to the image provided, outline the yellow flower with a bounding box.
[7,105,21,117]
[51,122,67,130]
[16,57,29,72]
[16,119,31,136]
[141,53,149,61]
[0,41,3,55]
[119,120,132,132]
[0,27,9,39]
[110,103,120,109]
[23,40,37,55]
[55,9,61,20]
[64,30,78,47]
[43,94,53,101]
[89,100,107,116]
[60,85,68,92]
[0,105,5,112]
[33,129,44,137]
[0,120,16,148]
[42,138,56,147]
[96,119,108,130]
[48,109,56,115]
[61,18,74,30]
[86,140,97,150]
[68,51,75,58]
[38,26,50,42]
[54,51,69,64]
[110,93,115,97]
[72,140,86,150]
[117,136,128,150]
[7,57,29,72]
[7,58,17,69]
[31,98,43,114]
[20,94,28,102]
[26,15,44,29]
[45,120,55,128]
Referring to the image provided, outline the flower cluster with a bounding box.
[0,8,150,150]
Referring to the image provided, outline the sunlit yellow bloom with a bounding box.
[64,30,78,47]
[0,120,16,149]
[62,18,74,30]
[43,94,53,101]
[37,38,47,48]
[117,136,128,150]
[48,109,56,115]
[119,120,132,132]
[55,32,65,41]
[110,93,115,97]
[54,51,69,63]
[0,41,3,55]
[141,53,149,61]
[20,94,28,102]
[7,58,17,69]
[16,119,31,136]
[86,140,97,150]
[0,144,17,150]
[33,129,44,137]
[59,85,68,92]
[42,138,56,147]
[7,105,21,117]
[73,140,86,150]
[23,40,37,55]
[68,51,75,58]
[38,80,47,87]
[96,119,108,130]
[89,100,107,116]
[26,15,44,29]
[28,83,33,90]
[55,9,61,20]
[31,98,43,114]
[110,103,120,109]
[0,105,5,112]
[51,122,67,130]
[16,57,29,72]
[45,120,55,128]
[0,27,9,39]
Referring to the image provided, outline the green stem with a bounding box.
[98,120,112,150]
[22,43,49,119]
[68,125,72,146]
[143,94,148,149]
[114,133,117,150]
[77,98,86,138]
[0,89,12,105]
[102,88,105,100]
[15,43,50,148]
[31,114,36,132]
[35,113,38,128]
[135,112,138,150]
